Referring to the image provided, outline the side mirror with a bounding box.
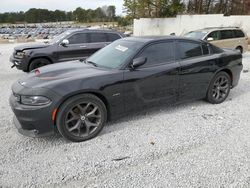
[130,57,147,69]
[207,37,214,42]
[60,39,69,47]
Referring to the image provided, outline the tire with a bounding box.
[236,46,243,54]
[206,71,231,104]
[29,58,51,71]
[56,94,107,142]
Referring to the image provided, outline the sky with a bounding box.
[0,0,124,15]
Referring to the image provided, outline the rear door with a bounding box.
[123,40,180,112]
[87,32,110,54]
[219,30,236,49]
[177,40,217,101]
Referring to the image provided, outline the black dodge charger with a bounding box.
[9,36,243,142]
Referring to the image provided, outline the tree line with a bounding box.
[0,6,116,24]
[123,0,250,18]
[0,1,250,24]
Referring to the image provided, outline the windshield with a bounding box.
[184,31,208,39]
[49,31,71,44]
[87,40,144,69]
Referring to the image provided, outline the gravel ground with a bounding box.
[0,43,250,188]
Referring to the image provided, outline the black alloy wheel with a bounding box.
[206,71,231,104]
[56,94,107,142]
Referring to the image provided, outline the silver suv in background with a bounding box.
[184,27,248,53]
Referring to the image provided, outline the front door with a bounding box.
[56,32,91,62]
[123,41,180,112]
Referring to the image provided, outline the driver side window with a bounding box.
[207,31,220,41]
[137,41,175,68]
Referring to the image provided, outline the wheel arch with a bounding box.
[235,46,243,53]
[206,68,233,95]
[53,91,110,125]
[28,56,53,68]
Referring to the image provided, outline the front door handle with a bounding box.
[80,46,87,48]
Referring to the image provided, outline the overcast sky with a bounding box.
[0,0,124,15]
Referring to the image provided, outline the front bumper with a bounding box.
[9,82,61,138]
[10,55,29,71]
[13,116,54,137]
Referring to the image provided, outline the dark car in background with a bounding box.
[10,36,243,142]
[10,29,126,72]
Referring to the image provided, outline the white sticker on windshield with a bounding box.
[115,45,128,52]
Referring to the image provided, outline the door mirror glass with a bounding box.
[131,57,147,69]
[61,39,69,46]
[207,37,214,42]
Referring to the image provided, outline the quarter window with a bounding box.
[138,42,175,67]
[202,43,209,55]
[89,33,107,43]
[234,30,245,38]
[179,42,202,59]
[67,33,88,44]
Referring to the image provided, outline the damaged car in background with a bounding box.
[10,29,126,72]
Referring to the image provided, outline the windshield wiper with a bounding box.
[85,60,98,67]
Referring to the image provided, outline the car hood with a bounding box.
[18,61,109,89]
[14,43,50,51]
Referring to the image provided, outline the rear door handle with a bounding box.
[80,46,87,48]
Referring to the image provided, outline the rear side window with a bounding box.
[179,41,202,59]
[107,33,121,42]
[67,33,87,44]
[234,30,245,38]
[89,33,107,43]
[138,42,175,67]
[220,30,234,39]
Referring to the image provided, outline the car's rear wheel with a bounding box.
[56,94,107,142]
[206,71,231,104]
[236,46,243,54]
[29,58,51,71]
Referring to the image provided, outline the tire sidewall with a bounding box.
[207,72,231,104]
[29,58,50,71]
[56,94,107,142]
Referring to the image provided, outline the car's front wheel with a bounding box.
[29,58,51,71]
[206,71,231,104]
[56,94,107,142]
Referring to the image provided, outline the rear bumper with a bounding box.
[231,63,243,88]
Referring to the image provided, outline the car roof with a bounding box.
[191,27,242,33]
[68,28,124,34]
[123,36,203,44]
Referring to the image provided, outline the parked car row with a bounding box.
[0,27,81,39]
[9,28,243,142]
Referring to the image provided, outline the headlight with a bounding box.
[15,51,25,58]
[21,96,51,106]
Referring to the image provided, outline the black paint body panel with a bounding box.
[9,36,243,137]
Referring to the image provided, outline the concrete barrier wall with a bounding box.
[134,14,250,37]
